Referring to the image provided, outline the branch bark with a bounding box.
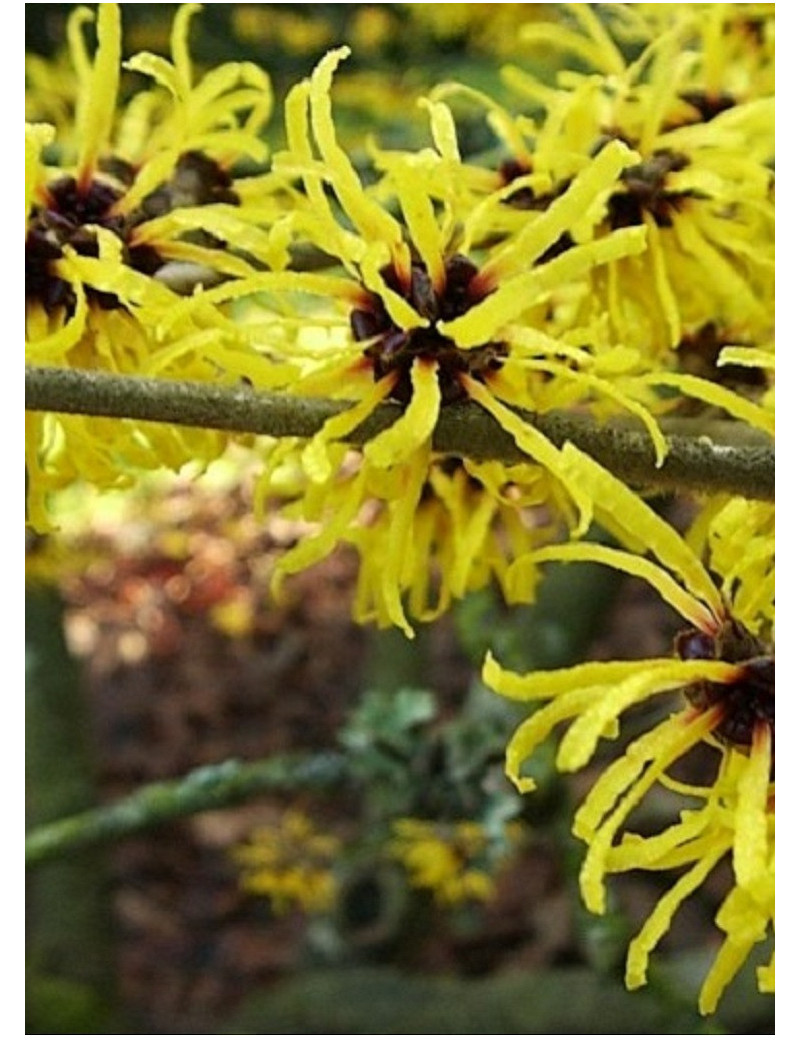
[25,365,775,500]
[25,753,348,867]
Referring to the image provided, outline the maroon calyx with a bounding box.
[26,152,240,316]
[675,617,774,755]
[607,148,694,229]
[349,254,506,406]
[679,91,737,124]
[607,149,696,229]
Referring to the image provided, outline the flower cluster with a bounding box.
[386,817,524,906]
[232,809,341,915]
[25,2,774,1016]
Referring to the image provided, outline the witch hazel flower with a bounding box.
[483,444,774,1013]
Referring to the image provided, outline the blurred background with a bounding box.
[25,4,775,1034]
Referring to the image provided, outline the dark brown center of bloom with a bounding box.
[497,160,575,264]
[675,617,774,755]
[676,322,768,391]
[349,254,507,406]
[25,151,238,315]
[679,90,737,124]
[26,175,138,312]
[607,148,694,229]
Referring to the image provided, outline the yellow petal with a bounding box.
[626,845,727,991]
[480,140,640,284]
[557,660,739,772]
[364,358,440,468]
[461,377,593,534]
[635,371,775,436]
[559,444,727,623]
[444,227,646,348]
[77,3,121,181]
[508,542,720,632]
[308,47,403,249]
[302,376,393,483]
[733,732,772,891]
[576,711,715,913]
[392,168,446,292]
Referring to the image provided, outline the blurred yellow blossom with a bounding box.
[387,818,523,906]
[233,809,341,915]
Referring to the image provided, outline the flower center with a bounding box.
[26,175,138,313]
[676,322,768,390]
[25,151,239,314]
[675,617,774,753]
[678,90,737,124]
[349,254,507,406]
[607,148,693,229]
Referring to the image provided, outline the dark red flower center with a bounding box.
[349,254,506,406]
[607,148,695,229]
[675,617,774,756]
[25,151,238,315]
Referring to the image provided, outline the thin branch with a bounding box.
[25,365,775,500]
[25,752,348,867]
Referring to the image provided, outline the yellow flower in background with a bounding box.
[387,818,523,906]
[25,2,278,362]
[607,3,775,101]
[231,5,334,57]
[401,3,552,58]
[483,445,774,1011]
[233,809,341,915]
[441,2,774,355]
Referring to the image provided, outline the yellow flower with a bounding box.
[232,809,341,915]
[387,818,522,906]
[443,4,774,354]
[483,444,774,1012]
[177,46,744,635]
[25,3,288,529]
[607,3,775,101]
[257,443,571,637]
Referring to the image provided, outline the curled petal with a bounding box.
[363,358,440,468]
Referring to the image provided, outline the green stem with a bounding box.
[25,365,774,500]
[25,752,348,868]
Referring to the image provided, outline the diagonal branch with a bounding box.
[25,753,348,867]
[25,365,775,500]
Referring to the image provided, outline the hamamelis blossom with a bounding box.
[387,818,523,906]
[256,441,572,637]
[482,445,774,1012]
[158,44,775,634]
[233,809,341,915]
[171,48,704,614]
[25,3,291,528]
[440,3,774,356]
[188,46,779,634]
